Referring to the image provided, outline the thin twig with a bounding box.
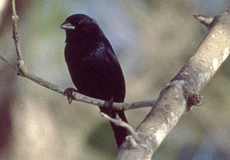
[11,0,26,74]
[0,50,18,72]
[101,112,139,143]
[0,50,155,110]
[193,14,214,28]
[3,0,157,111]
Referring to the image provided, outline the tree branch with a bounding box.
[0,49,156,110]
[11,0,26,73]
[117,7,230,160]
[101,112,139,145]
[3,1,230,159]
[0,0,157,112]
[193,14,214,28]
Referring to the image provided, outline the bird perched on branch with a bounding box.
[61,14,128,147]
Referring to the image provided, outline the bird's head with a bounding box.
[61,14,104,42]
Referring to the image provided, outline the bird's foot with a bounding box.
[108,97,114,116]
[64,87,78,104]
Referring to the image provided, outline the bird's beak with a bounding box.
[60,23,75,30]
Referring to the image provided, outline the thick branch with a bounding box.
[118,7,230,160]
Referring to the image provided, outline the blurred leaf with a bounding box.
[87,122,117,157]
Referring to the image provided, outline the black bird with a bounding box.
[60,14,128,147]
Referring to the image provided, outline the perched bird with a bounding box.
[60,14,128,147]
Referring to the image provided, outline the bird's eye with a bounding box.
[78,20,83,25]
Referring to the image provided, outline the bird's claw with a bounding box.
[64,87,78,104]
[108,97,114,116]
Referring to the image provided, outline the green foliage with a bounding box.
[87,122,117,157]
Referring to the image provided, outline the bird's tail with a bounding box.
[100,107,129,148]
